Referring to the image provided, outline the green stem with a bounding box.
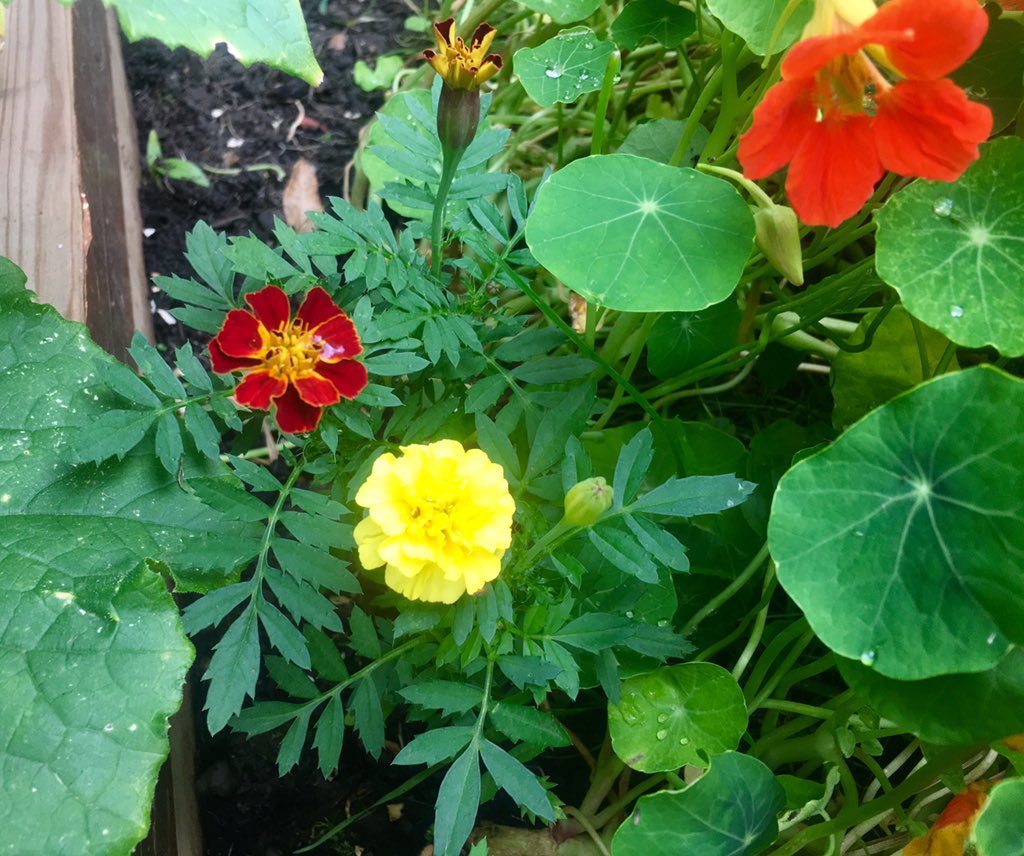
[471,653,497,746]
[431,144,464,279]
[668,66,723,167]
[682,543,769,637]
[593,313,657,430]
[591,51,622,156]
[770,748,973,856]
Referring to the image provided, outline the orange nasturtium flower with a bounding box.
[423,18,503,91]
[903,781,990,856]
[209,285,367,435]
[738,0,992,228]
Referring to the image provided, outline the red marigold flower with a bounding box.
[209,285,368,434]
[738,0,992,227]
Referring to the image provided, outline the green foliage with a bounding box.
[526,154,755,311]
[513,28,614,107]
[608,663,747,772]
[101,0,322,84]
[0,260,251,855]
[515,0,602,24]
[703,0,812,55]
[876,137,1024,355]
[611,752,785,855]
[611,0,695,49]
[771,367,1024,679]
[971,779,1024,854]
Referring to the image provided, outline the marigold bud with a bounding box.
[437,85,481,155]
[753,203,804,286]
[564,477,613,526]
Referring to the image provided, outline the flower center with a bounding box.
[263,320,322,381]
[817,49,892,119]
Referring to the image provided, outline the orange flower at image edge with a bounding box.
[209,285,368,434]
[739,0,993,227]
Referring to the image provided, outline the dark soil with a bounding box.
[126,0,416,358]
[124,3,450,853]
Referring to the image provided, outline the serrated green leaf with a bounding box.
[184,402,222,460]
[265,654,318,700]
[630,474,754,518]
[489,702,570,749]
[348,606,382,659]
[93,357,161,407]
[393,726,475,766]
[203,606,261,734]
[230,700,301,736]
[480,740,555,820]
[304,625,348,683]
[191,477,270,522]
[174,342,213,391]
[588,524,658,583]
[279,511,353,549]
[71,408,159,464]
[313,695,345,777]
[613,427,654,507]
[273,538,360,593]
[400,681,482,716]
[129,331,186,399]
[550,613,635,652]
[260,603,312,669]
[181,581,251,634]
[434,748,481,856]
[154,411,183,473]
[266,571,342,631]
[228,455,283,492]
[352,677,385,759]
[277,709,312,775]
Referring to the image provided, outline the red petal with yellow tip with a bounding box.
[315,359,368,399]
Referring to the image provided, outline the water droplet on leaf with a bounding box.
[932,198,954,217]
[656,729,668,740]
[859,649,877,666]
[950,304,965,319]
[657,713,668,723]
[545,66,562,79]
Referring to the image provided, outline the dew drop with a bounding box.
[656,729,668,740]
[932,198,954,217]
[103,723,114,732]
[987,632,997,645]
[625,610,634,618]
[579,71,589,81]
[859,649,877,667]
[644,688,658,700]
[657,713,668,723]
[584,41,594,49]
[545,65,563,79]
[950,304,965,319]
[679,737,690,746]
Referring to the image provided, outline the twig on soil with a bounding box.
[287,99,307,142]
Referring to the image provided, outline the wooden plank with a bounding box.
[2,3,199,854]
[0,0,86,323]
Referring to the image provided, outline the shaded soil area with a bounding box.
[126,0,415,357]
[124,2,449,853]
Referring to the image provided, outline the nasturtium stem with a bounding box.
[669,66,722,167]
[431,143,465,280]
[591,51,622,156]
[682,543,769,637]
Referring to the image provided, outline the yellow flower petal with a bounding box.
[352,439,515,603]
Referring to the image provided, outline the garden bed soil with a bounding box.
[124,2,447,853]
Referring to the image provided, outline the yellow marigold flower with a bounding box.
[353,440,515,604]
[423,18,503,91]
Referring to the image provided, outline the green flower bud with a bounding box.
[753,203,804,286]
[437,85,481,155]
[563,477,613,527]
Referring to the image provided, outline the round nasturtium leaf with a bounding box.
[971,779,1024,856]
[770,366,1024,681]
[704,0,812,55]
[526,154,755,312]
[608,663,747,772]
[618,118,709,167]
[611,0,696,49]
[876,137,1024,356]
[513,28,613,107]
[516,0,602,24]
[646,296,741,379]
[950,12,1024,134]
[611,752,785,856]
[839,649,1024,746]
